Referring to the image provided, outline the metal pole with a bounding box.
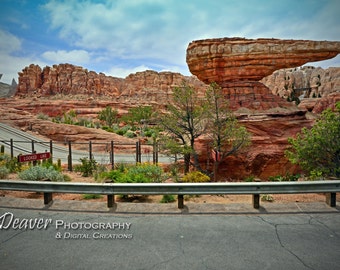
[31,140,35,153]
[136,141,139,164]
[68,141,72,171]
[49,140,53,162]
[155,141,158,164]
[89,141,92,160]
[10,138,13,159]
[110,141,114,169]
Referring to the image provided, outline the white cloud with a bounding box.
[105,65,152,78]
[41,50,91,65]
[0,30,45,84]
[0,29,21,53]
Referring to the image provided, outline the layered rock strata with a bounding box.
[186,37,340,110]
[16,64,206,106]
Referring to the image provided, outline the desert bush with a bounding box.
[127,163,164,183]
[100,163,164,183]
[37,113,49,120]
[0,154,22,173]
[82,194,103,200]
[18,165,65,181]
[268,173,300,182]
[160,194,176,203]
[181,171,210,183]
[74,157,97,177]
[0,166,10,179]
[261,194,274,202]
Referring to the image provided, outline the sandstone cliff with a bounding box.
[16,64,206,105]
[261,66,340,113]
[261,66,340,100]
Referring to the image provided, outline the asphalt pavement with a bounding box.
[0,197,339,270]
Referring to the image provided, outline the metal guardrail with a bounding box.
[0,180,339,209]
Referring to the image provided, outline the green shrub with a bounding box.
[182,171,210,183]
[0,154,22,173]
[261,194,274,202]
[37,113,49,120]
[18,166,65,181]
[0,166,10,179]
[116,129,125,136]
[127,163,164,183]
[100,163,164,183]
[160,194,176,203]
[244,175,255,182]
[82,194,103,200]
[268,173,300,182]
[74,157,97,177]
[309,170,323,180]
[124,130,136,138]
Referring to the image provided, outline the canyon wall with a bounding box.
[16,63,206,105]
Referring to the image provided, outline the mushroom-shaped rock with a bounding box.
[186,37,340,110]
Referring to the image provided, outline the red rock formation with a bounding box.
[16,64,206,105]
[186,37,340,179]
[186,37,340,110]
[261,66,340,100]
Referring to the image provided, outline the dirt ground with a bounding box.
[0,172,332,205]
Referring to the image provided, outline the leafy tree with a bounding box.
[205,82,251,179]
[122,106,153,137]
[123,106,153,125]
[63,110,77,125]
[98,106,118,128]
[158,81,209,173]
[285,102,340,178]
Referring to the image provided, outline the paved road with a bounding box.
[0,200,339,270]
[0,123,173,164]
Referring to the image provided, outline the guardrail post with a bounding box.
[253,194,260,209]
[44,192,53,205]
[326,193,336,207]
[107,195,115,208]
[178,195,184,209]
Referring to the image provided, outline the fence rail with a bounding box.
[0,180,339,209]
[0,139,173,169]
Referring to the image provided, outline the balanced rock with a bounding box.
[186,37,340,110]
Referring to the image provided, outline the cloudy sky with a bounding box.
[0,0,339,84]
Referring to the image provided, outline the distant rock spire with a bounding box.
[8,78,18,96]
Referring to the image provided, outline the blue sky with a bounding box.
[0,0,339,84]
